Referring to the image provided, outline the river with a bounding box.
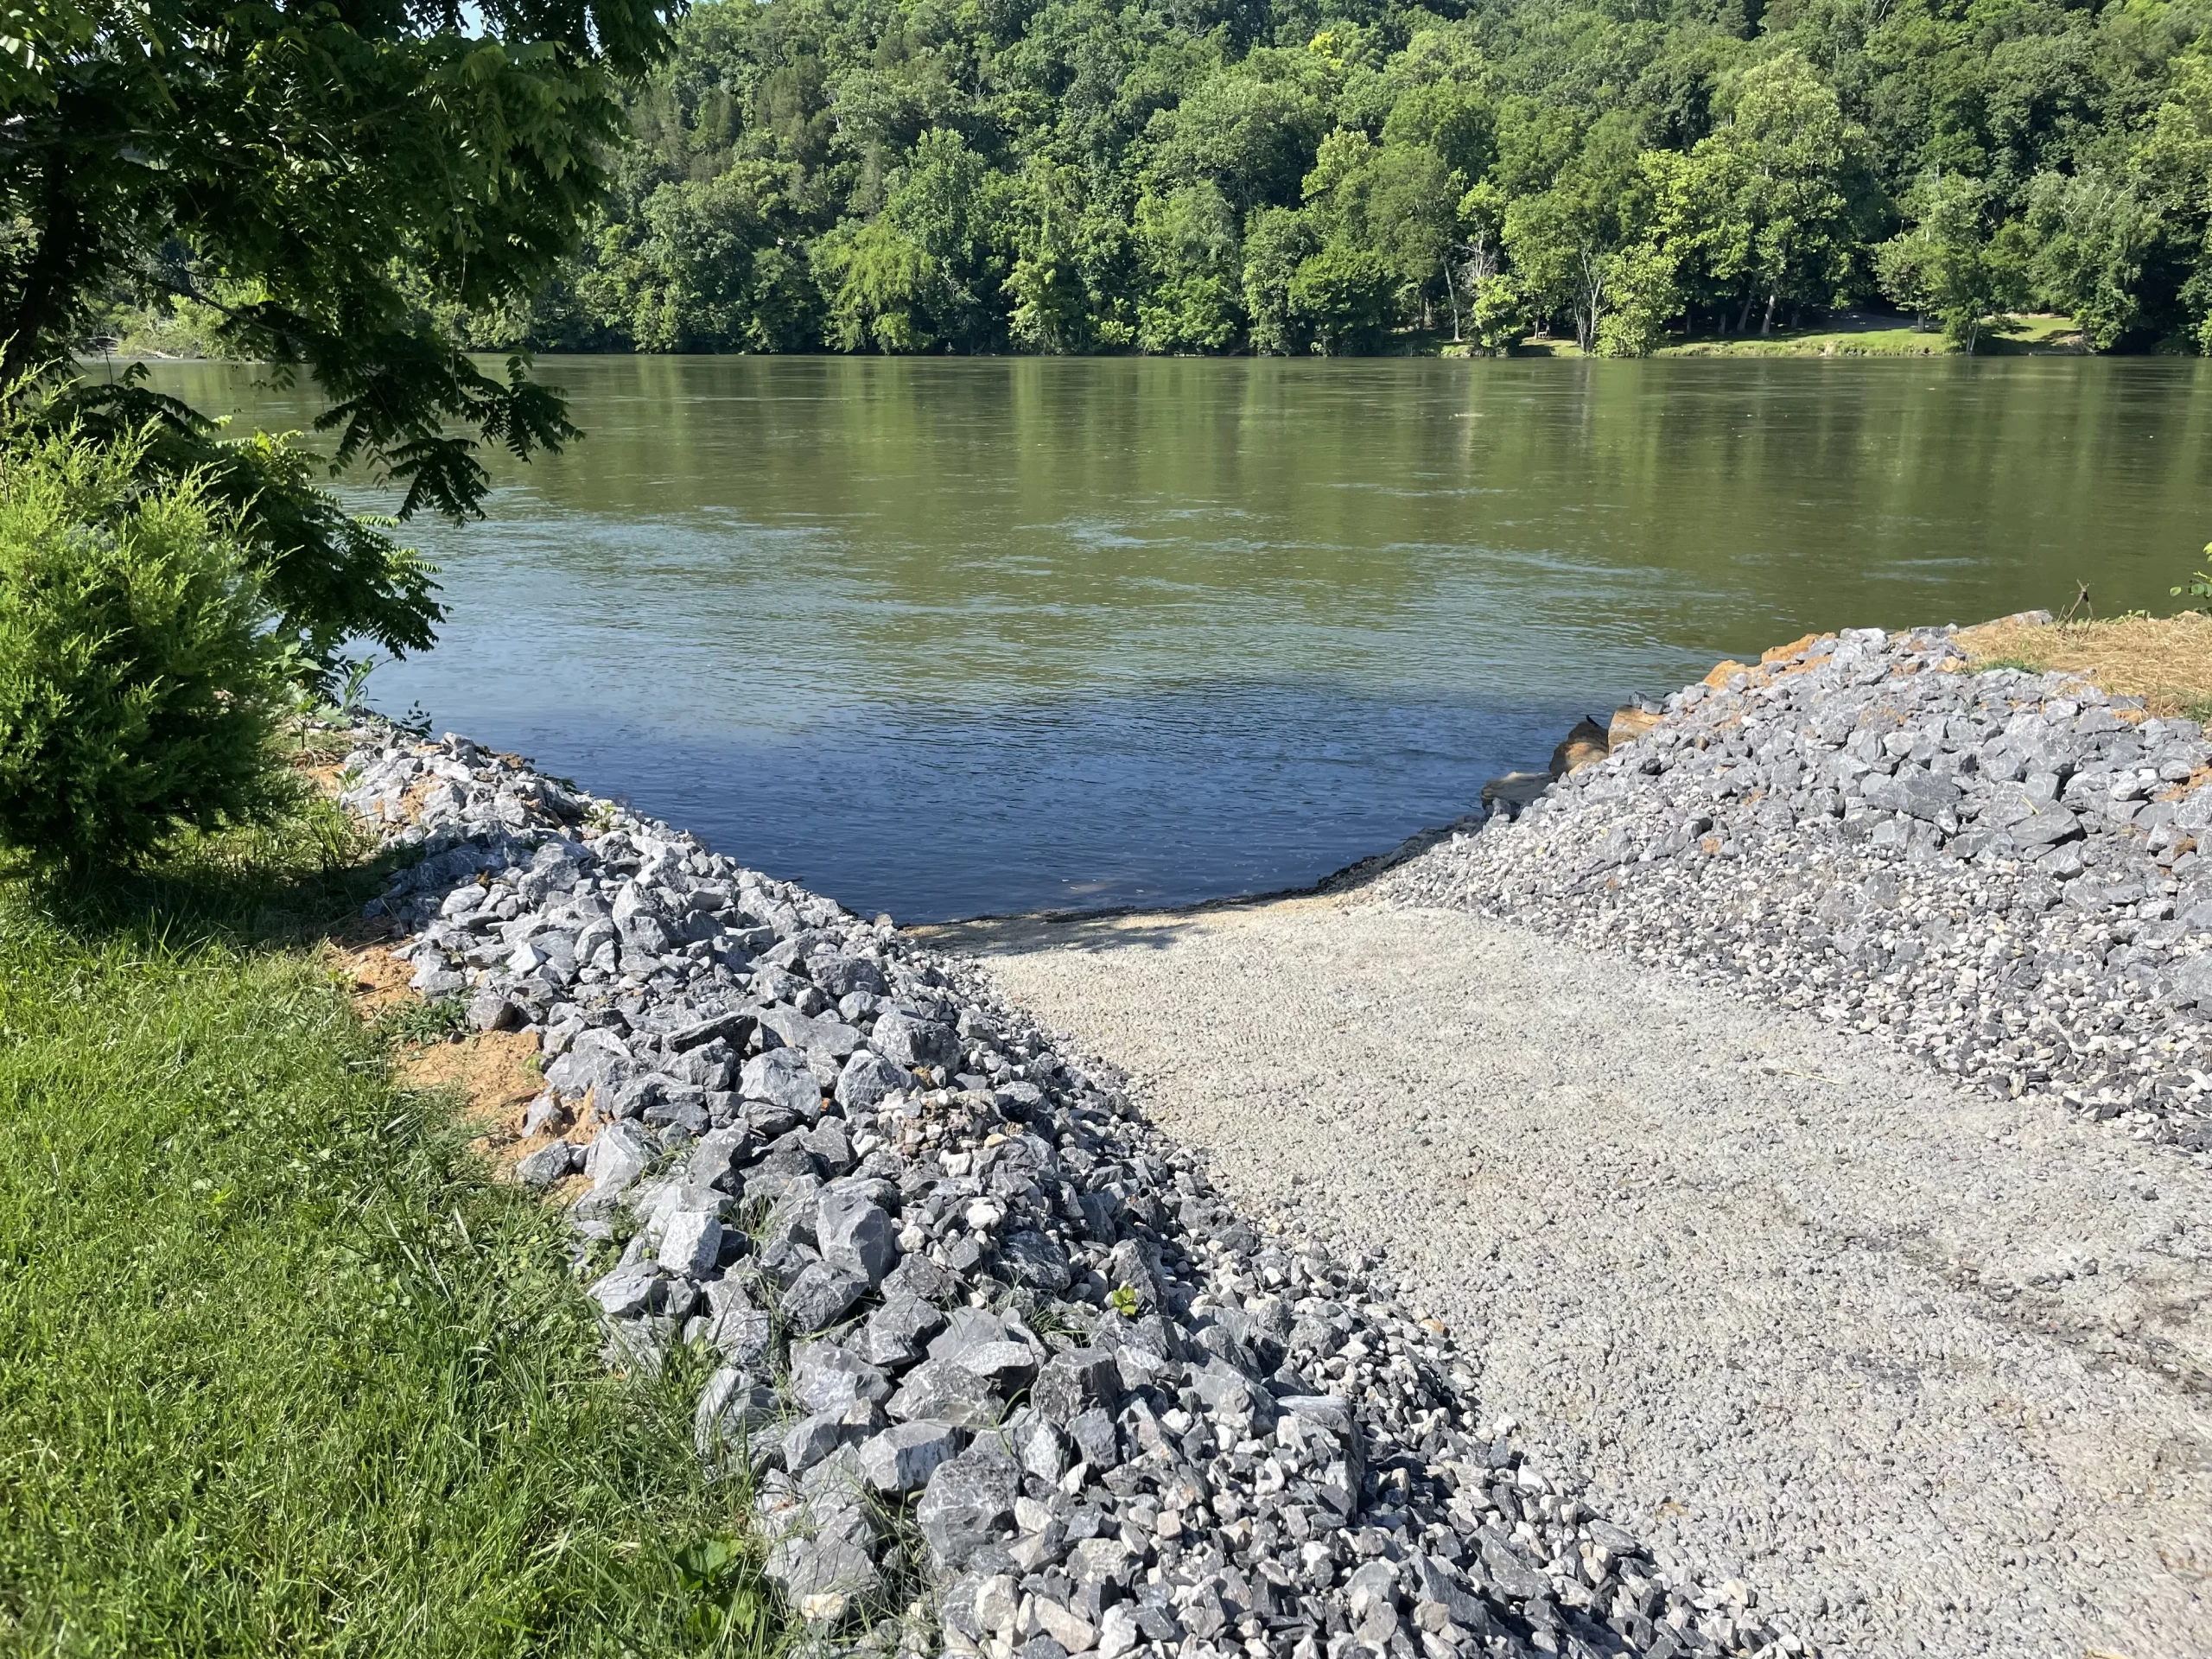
[137,355,2212,922]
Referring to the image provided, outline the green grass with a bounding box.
[0,806,784,1657]
[1662,324,1948,357]
[1659,311,2088,358]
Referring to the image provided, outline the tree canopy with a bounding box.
[380,0,2212,358]
[4,0,677,677]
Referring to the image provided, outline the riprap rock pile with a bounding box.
[1389,626,2212,1154]
[335,722,1811,1659]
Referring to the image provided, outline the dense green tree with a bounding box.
[57,0,2212,367]
[1241,207,1321,354]
[1288,241,1397,353]
[2130,49,2212,349]
[1135,185,1245,353]
[1688,52,1885,334]
[1878,173,2031,349]
[1503,111,1651,350]
[1304,129,1463,326]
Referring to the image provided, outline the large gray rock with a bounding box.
[467,985,524,1031]
[789,1341,893,1414]
[695,1279,772,1365]
[881,1253,959,1306]
[609,878,662,930]
[514,1141,575,1189]
[871,1008,960,1070]
[410,962,467,998]
[1863,766,1960,822]
[915,1443,1020,1567]
[1985,786,2084,847]
[694,1364,776,1459]
[1478,1529,1550,1602]
[950,1339,1038,1390]
[1067,1406,1119,1470]
[1409,1553,1495,1635]
[817,1186,898,1284]
[685,1123,751,1191]
[657,1209,721,1277]
[858,1419,962,1492]
[855,1294,942,1369]
[812,954,888,999]
[929,1307,1038,1368]
[619,910,676,955]
[758,1004,862,1061]
[1033,1347,1120,1425]
[741,1047,820,1116]
[779,1260,869,1335]
[758,1458,880,1614]
[1009,1413,1068,1483]
[782,1409,850,1474]
[767,1529,880,1617]
[664,1004,759,1052]
[2169,951,2212,1006]
[836,1049,910,1110]
[999,1227,1072,1292]
[799,1119,855,1175]
[887,1357,1000,1427]
[544,1027,632,1097]
[583,1119,657,1195]
[588,1261,660,1318]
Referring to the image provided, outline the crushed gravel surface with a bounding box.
[945,897,2212,1659]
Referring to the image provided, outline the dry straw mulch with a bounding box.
[1955,612,2212,719]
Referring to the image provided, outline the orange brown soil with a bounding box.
[327,938,415,1014]
[1760,632,1819,664]
[1699,636,1835,696]
[391,1027,594,1180]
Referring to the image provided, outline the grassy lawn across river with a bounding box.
[1491,312,2091,358]
[0,781,784,1656]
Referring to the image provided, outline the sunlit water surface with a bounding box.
[142,355,2212,921]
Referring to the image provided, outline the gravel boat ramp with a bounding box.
[935,626,2212,1659]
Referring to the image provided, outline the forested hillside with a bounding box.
[462,0,2212,355]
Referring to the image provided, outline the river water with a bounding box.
[142,355,2212,922]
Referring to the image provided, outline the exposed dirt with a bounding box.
[387,1027,591,1180]
[328,939,416,1014]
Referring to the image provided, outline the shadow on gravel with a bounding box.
[912,810,1484,957]
[913,907,1213,957]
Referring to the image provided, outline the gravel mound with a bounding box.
[334,726,1807,1659]
[1387,625,2212,1157]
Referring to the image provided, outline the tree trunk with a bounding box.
[1443,258,1461,342]
[2,169,86,388]
[1761,287,1777,335]
[1735,291,1755,334]
[1579,251,1605,353]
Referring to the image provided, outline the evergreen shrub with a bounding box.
[0,424,287,871]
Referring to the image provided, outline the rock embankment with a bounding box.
[334,730,1802,1659]
[1392,625,2212,1157]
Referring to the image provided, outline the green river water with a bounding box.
[141,354,2212,921]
